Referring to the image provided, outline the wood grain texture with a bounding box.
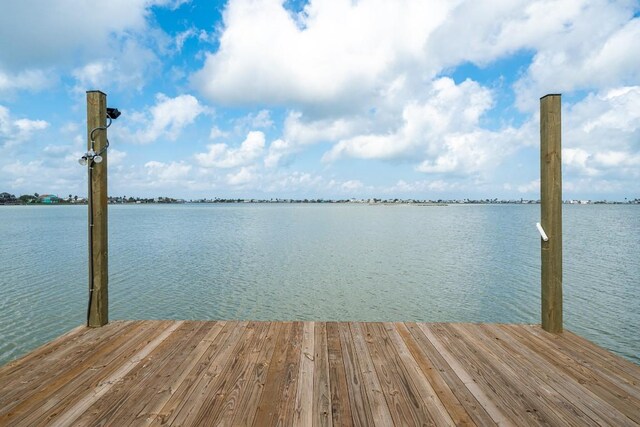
[313,321,333,427]
[2,321,639,426]
[337,322,376,427]
[252,321,302,427]
[415,323,510,427]
[86,90,109,327]
[432,323,551,426]
[71,321,206,426]
[1,321,159,426]
[383,322,454,426]
[363,322,435,426]
[140,320,227,426]
[49,321,184,427]
[326,322,353,427]
[294,321,316,426]
[0,321,130,413]
[229,321,281,427]
[540,93,563,333]
[349,322,395,426]
[396,322,477,427]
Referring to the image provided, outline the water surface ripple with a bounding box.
[0,204,638,365]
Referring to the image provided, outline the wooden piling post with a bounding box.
[540,94,562,333]
[87,90,108,327]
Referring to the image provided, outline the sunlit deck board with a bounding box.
[0,321,638,426]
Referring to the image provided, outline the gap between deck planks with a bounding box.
[1,321,638,426]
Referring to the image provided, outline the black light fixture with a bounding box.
[106,107,121,120]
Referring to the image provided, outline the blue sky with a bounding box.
[1,0,639,200]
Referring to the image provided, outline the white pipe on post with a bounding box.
[536,223,549,241]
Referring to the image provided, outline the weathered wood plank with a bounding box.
[137,321,227,425]
[34,321,171,426]
[349,322,394,426]
[413,323,507,427]
[167,321,249,426]
[253,322,302,426]
[563,330,640,383]
[294,321,316,426]
[48,321,184,427]
[396,322,479,427]
[0,321,156,426]
[504,325,640,403]
[0,324,87,377]
[337,322,376,427]
[229,322,282,427]
[326,322,353,427]
[2,321,639,426]
[383,322,454,426]
[437,323,573,426]
[526,327,640,401]
[272,321,304,426]
[203,322,272,427]
[363,322,436,426]
[426,323,530,425]
[188,322,264,425]
[313,322,333,427]
[527,326,640,399]
[490,324,640,425]
[73,321,208,425]
[461,324,607,426]
[146,321,241,426]
[0,321,131,410]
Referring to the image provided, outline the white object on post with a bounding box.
[536,222,549,241]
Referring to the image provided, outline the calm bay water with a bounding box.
[0,203,638,365]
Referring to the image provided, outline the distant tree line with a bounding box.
[2,191,639,206]
[0,192,83,205]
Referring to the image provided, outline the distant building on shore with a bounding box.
[38,194,61,204]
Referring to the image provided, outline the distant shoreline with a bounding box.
[2,199,639,206]
[2,191,640,206]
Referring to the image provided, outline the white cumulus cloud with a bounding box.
[192,0,448,110]
[145,160,192,181]
[0,105,49,148]
[226,166,257,186]
[563,86,640,180]
[324,77,505,175]
[195,131,265,168]
[119,94,207,144]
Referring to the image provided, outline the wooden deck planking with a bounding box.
[1,321,639,426]
[0,321,131,411]
[1,321,165,426]
[72,321,208,425]
[337,322,376,427]
[326,322,353,426]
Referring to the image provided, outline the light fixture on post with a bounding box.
[107,107,121,120]
[83,92,121,328]
[78,108,120,166]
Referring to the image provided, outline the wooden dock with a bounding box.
[0,321,638,426]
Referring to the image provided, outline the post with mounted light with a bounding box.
[82,90,120,327]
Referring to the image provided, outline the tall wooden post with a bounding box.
[540,94,562,333]
[87,90,109,327]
